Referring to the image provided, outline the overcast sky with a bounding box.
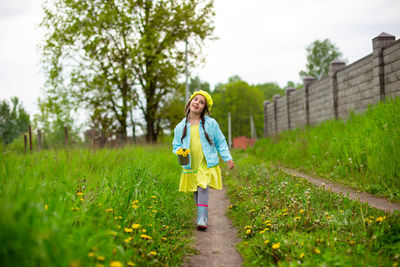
[1,0,400,117]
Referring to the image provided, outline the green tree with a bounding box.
[212,76,264,139]
[284,81,303,90]
[299,39,344,80]
[189,75,210,94]
[0,97,30,148]
[254,82,284,101]
[40,0,215,143]
[33,95,81,148]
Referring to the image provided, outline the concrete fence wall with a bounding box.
[264,32,400,136]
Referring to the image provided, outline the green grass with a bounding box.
[224,153,400,266]
[0,145,195,266]
[250,97,400,200]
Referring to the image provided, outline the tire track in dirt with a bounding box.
[279,167,400,213]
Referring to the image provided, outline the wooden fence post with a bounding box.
[28,125,32,153]
[24,134,27,154]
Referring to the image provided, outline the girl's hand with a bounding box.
[227,160,234,170]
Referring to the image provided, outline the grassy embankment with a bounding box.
[0,145,195,266]
[224,155,400,266]
[250,97,400,200]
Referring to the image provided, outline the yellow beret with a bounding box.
[189,90,213,110]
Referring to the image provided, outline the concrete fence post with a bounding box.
[273,95,281,134]
[285,87,296,129]
[372,32,395,102]
[329,59,346,119]
[263,100,270,137]
[303,76,315,125]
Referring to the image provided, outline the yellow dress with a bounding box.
[179,124,222,192]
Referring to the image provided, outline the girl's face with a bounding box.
[190,94,207,115]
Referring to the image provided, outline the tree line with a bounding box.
[1,0,344,149]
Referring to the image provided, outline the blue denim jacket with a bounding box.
[172,116,233,169]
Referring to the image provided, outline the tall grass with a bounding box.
[0,145,194,266]
[250,97,400,199]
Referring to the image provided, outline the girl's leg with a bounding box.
[196,186,209,229]
[197,186,209,206]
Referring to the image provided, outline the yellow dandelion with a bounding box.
[314,248,321,254]
[150,251,157,256]
[228,205,233,209]
[132,200,139,204]
[77,192,83,196]
[299,209,304,213]
[299,252,304,259]
[272,242,281,249]
[131,224,140,229]
[97,256,105,261]
[152,210,157,213]
[88,252,95,257]
[142,229,147,233]
[349,241,356,245]
[265,228,270,231]
[124,238,131,243]
[80,198,84,202]
[244,242,248,246]
[92,247,99,251]
[340,210,344,213]
[96,264,104,267]
[151,196,157,199]
[260,230,265,234]
[246,229,251,234]
[132,205,138,209]
[127,262,135,267]
[124,228,133,233]
[376,216,386,222]
[161,237,167,241]
[45,204,48,210]
[264,240,270,245]
[295,216,301,220]
[140,234,152,240]
[244,226,252,229]
[105,208,113,212]
[249,209,255,213]
[263,220,271,224]
[110,261,123,267]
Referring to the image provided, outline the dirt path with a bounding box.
[185,188,243,267]
[279,167,400,213]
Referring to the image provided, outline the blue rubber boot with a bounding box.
[197,206,208,230]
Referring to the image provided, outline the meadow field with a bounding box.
[224,153,400,266]
[0,146,195,266]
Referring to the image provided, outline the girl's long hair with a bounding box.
[181,99,213,145]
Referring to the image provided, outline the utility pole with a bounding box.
[185,40,189,102]
[250,115,256,139]
[228,112,232,148]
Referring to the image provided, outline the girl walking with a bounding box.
[172,90,234,230]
